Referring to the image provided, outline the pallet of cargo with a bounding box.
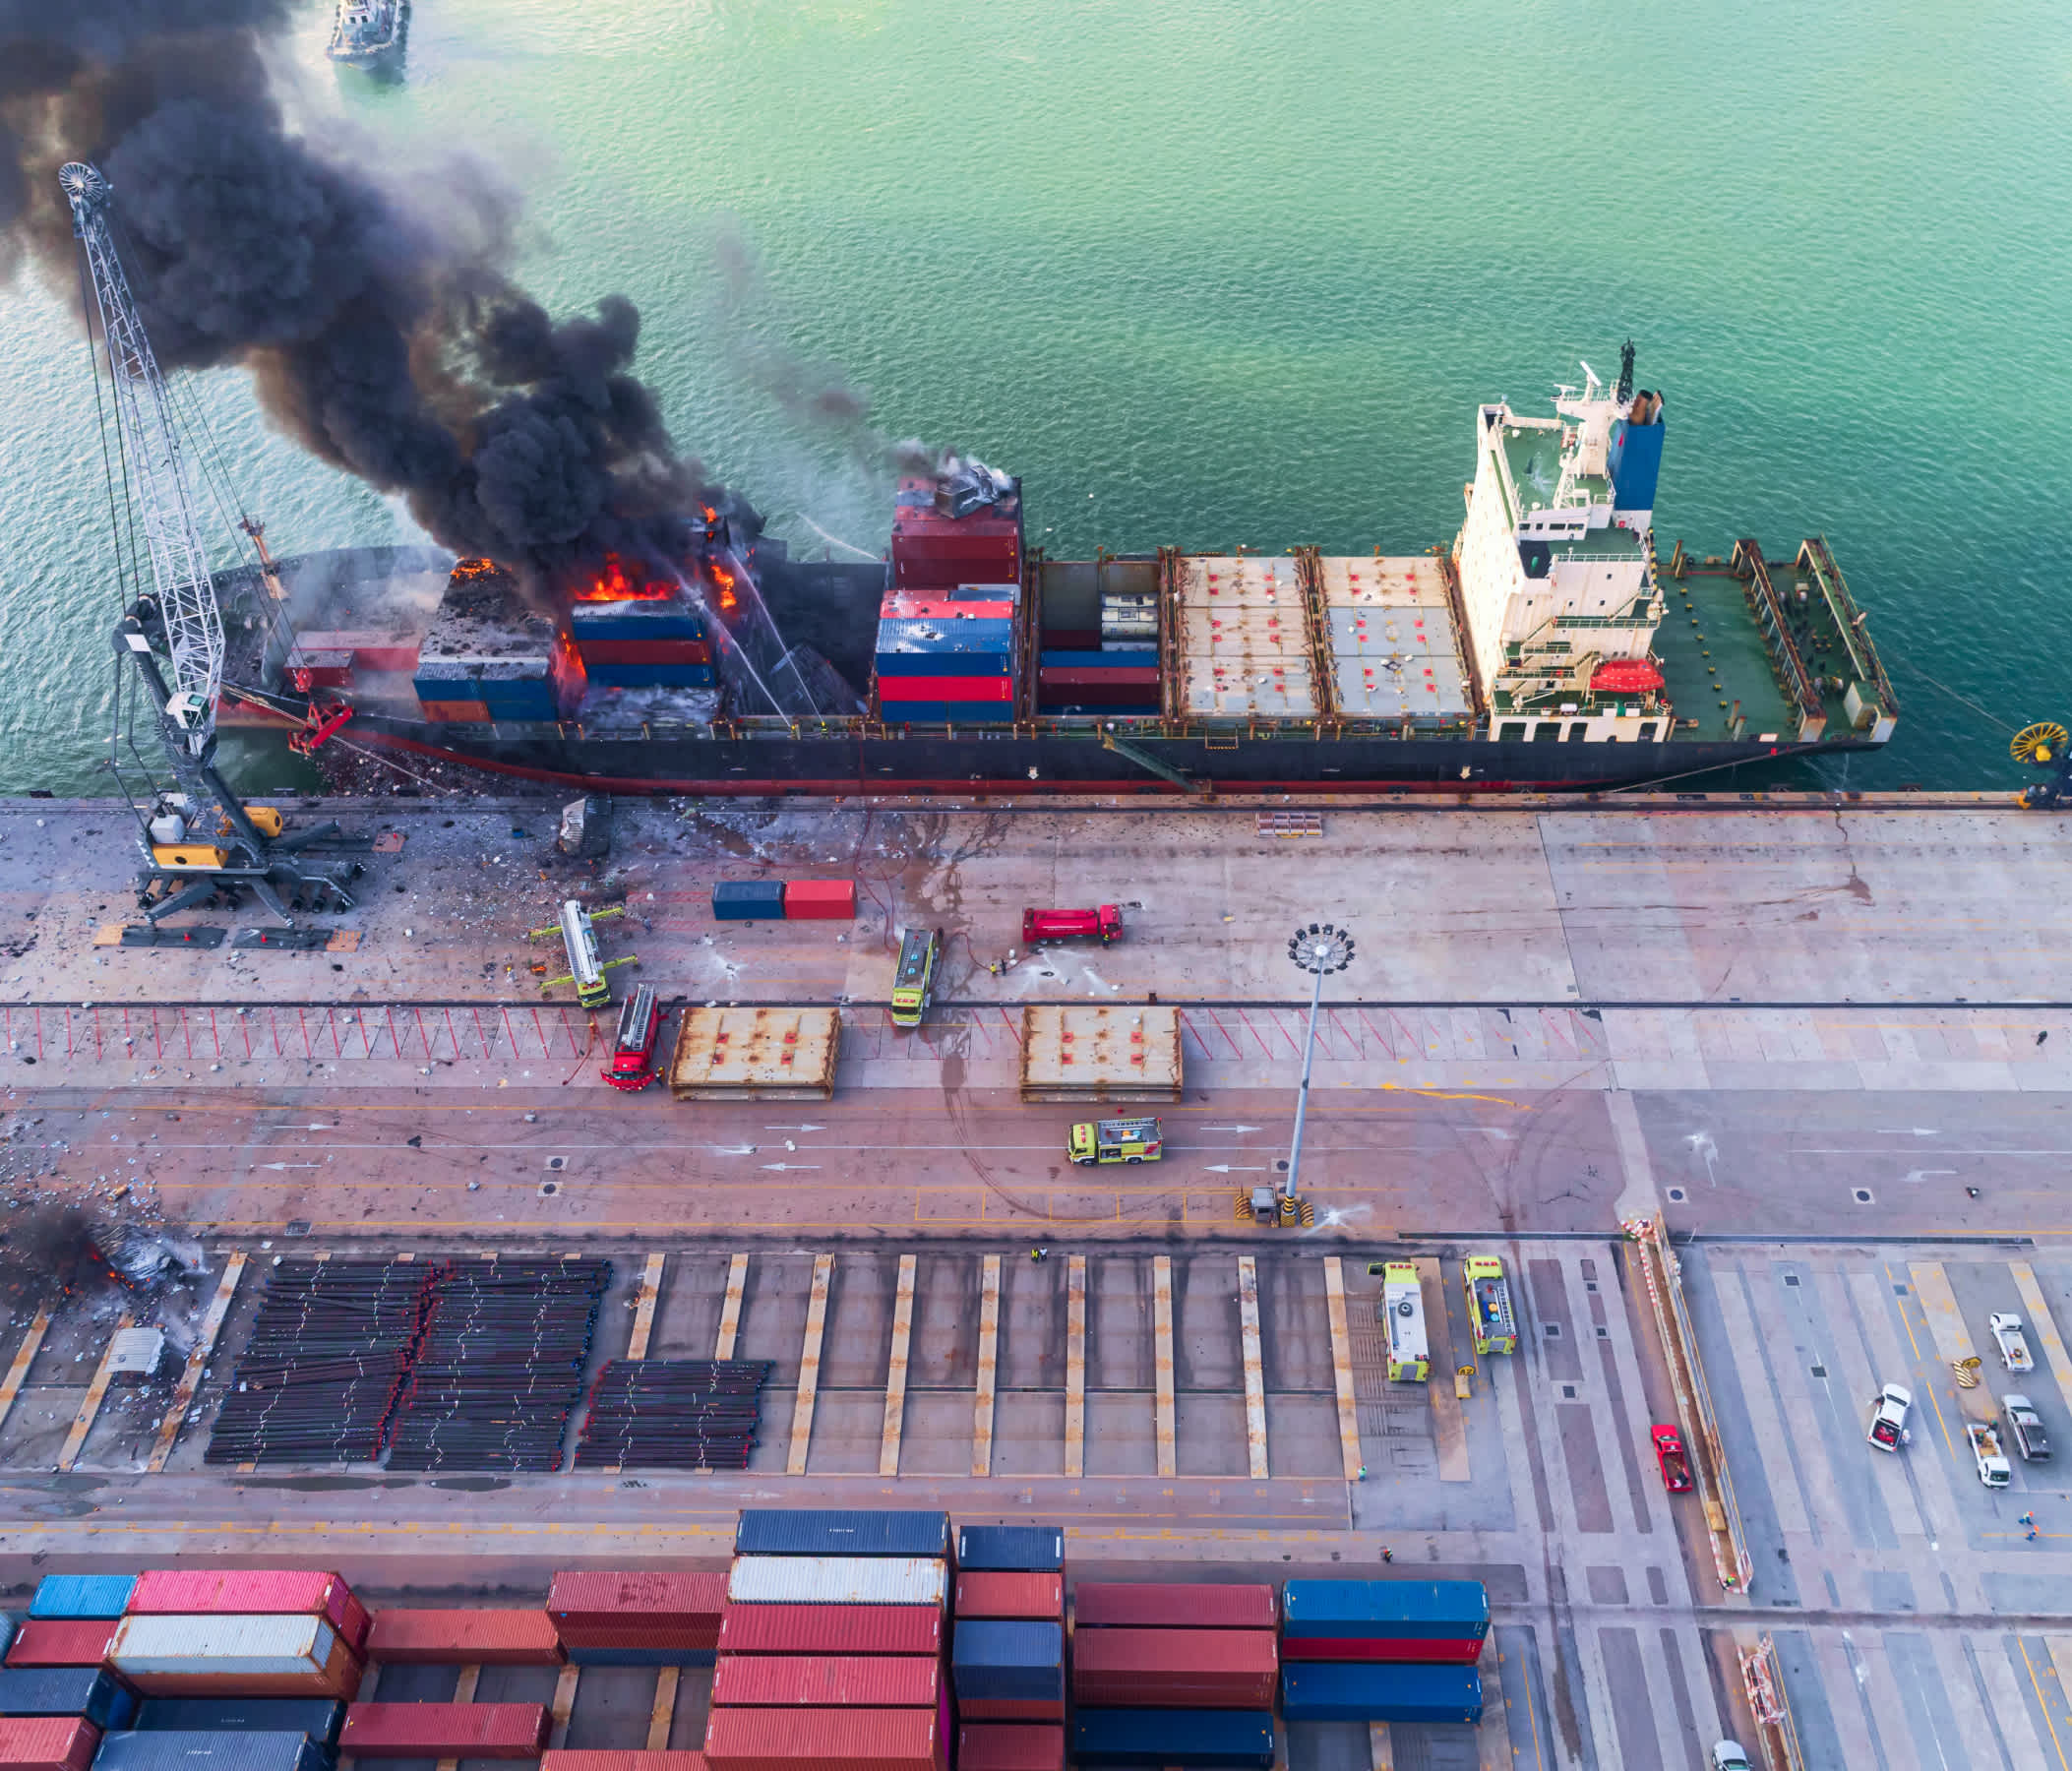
[1017,1006,1182,1104]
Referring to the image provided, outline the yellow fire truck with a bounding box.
[1067,1117,1164,1165]
[890,927,942,1028]
[1462,1254,1519,1355]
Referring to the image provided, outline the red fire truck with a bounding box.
[603,984,663,1090]
[1022,905,1124,945]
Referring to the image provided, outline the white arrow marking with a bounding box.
[1199,1125,1263,1133]
[1204,1164,1268,1174]
[261,1124,337,1130]
[760,1162,822,1172]
[712,1145,758,1155]
[1902,1170,1958,1184]
[764,1124,825,1131]
[258,1162,321,1171]
[1876,1129,1941,1137]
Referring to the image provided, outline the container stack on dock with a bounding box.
[1315,555,1471,720]
[952,1528,1065,1771]
[573,1360,773,1471]
[1175,555,1316,718]
[547,1572,727,1668]
[707,1509,949,1770]
[1069,1583,1278,1771]
[1278,1579,1487,1725]
[364,1609,565,1666]
[570,560,715,691]
[878,465,1024,725]
[1036,555,1161,715]
[412,561,579,723]
[710,881,857,922]
[339,1704,550,1760]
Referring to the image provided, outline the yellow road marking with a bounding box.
[1153,1254,1176,1480]
[1417,1255,1470,1484]
[2030,1637,2072,1771]
[627,1252,665,1360]
[879,1252,916,1478]
[0,1313,51,1437]
[2013,1262,2072,1391]
[1238,1255,1268,1481]
[1325,1257,1363,1480]
[547,1665,579,1751]
[714,1252,748,1360]
[1065,1254,1086,1479]
[972,1253,1001,1479]
[149,1252,246,1474]
[645,1667,679,1751]
[58,1312,134,1471]
[1909,1260,1977,1457]
[785,1253,832,1476]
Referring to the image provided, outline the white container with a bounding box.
[726,1556,946,1608]
[111,1614,336,1676]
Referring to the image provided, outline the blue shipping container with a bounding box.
[135,1702,344,1747]
[585,665,716,689]
[951,1619,1064,1702]
[1038,649,1156,669]
[570,607,706,641]
[1069,1710,1275,1769]
[29,1576,134,1620]
[1280,1663,1483,1725]
[411,675,477,701]
[874,651,1014,680]
[0,1667,136,1730]
[954,1525,1064,1572]
[565,1645,716,1669]
[735,1508,950,1559]
[876,702,1016,723]
[477,682,558,720]
[94,1735,328,1771]
[712,881,786,921]
[1281,1580,1489,1642]
[0,1616,14,1663]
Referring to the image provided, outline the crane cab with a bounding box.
[890,927,942,1027]
[603,984,663,1091]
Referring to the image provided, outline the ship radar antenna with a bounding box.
[1617,340,1636,404]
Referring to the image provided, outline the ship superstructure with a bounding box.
[328,0,405,66]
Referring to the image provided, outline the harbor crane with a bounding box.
[63,162,354,924]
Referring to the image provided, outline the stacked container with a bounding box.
[889,473,1022,592]
[413,564,579,722]
[4,1625,116,1672]
[950,1527,1065,1771]
[0,1668,136,1731]
[874,595,1021,726]
[1037,559,1159,714]
[363,1610,564,1666]
[1278,1580,1487,1725]
[94,1737,322,1771]
[28,1582,134,1624]
[0,1719,100,1771]
[105,1617,360,1700]
[711,882,786,922]
[570,583,714,691]
[1314,555,1470,721]
[128,1572,370,1656]
[338,1704,549,1759]
[131,1701,345,1748]
[546,1572,727,1667]
[1069,1583,1276,1768]
[777,882,856,921]
[1175,556,1316,718]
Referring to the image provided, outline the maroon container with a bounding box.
[711,1655,939,1709]
[702,1706,941,1770]
[127,1570,371,1652]
[715,1605,942,1658]
[549,1572,726,1651]
[1280,1634,1486,1665]
[1070,1584,1276,1630]
[955,1726,1063,1771]
[951,1700,1064,1723]
[1069,1627,1277,1708]
[366,1609,565,1666]
[543,1758,706,1771]
[1036,668,1161,687]
[4,1623,114,1669]
[341,1703,549,1759]
[0,1717,98,1771]
[952,1573,1063,1620]
[575,640,712,667]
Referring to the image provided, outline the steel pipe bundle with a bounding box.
[205,1261,435,1465]
[573,1359,772,1470]
[385,1258,611,1472]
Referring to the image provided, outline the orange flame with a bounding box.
[451,557,499,582]
[708,562,738,612]
[572,551,673,602]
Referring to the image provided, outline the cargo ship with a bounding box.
[327,0,405,67]
[219,351,1898,796]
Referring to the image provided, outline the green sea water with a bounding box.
[2,0,2067,793]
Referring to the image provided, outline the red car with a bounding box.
[1651,1423,1694,1493]
[602,984,663,1091]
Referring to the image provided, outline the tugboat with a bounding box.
[328,0,406,67]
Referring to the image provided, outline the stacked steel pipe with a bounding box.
[204,1261,435,1466]
[386,1258,611,1472]
[573,1360,772,1470]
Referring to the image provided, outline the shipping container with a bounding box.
[92,1735,324,1771]
[734,1510,950,1560]
[574,640,712,667]
[4,1624,114,1670]
[876,676,1014,703]
[952,1527,1062,1573]
[878,598,1016,622]
[547,1573,726,1648]
[711,882,787,921]
[951,1573,1061,1621]
[0,1717,96,1771]
[541,1756,706,1771]
[873,622,1014,670]
[564,1648,716,1669]
[713,1607,941,1659]
[128,1573,368,1653]
[1280,1580,1489,1642]
[27,1582,132,1623]
[1279,1662,1483,1725]
[0,1623,13,1666]
[363,1610,563,1666]
[1278,1635,1484,1665]
[954,1725,1062,1771]
[666,1008,839,1104]
[1035,667,1160,688]
[725,1558,945,1611]
[1070,1584,1275,1631]
[948,1621,1062,1703]
[949,1701,1063,1724]
[132,1702,343,1747]
[872,702,1016,724]
[417,699,493,723]
[780,881,857,921]
[476,681,558,721]
[570,602,706,642]
[709,1656,938,1709]
[107,1618,359,1700]
[1067,1710,1274,1769]
[0,1668,135,1730]
[339,1703,548,1759]
[584,665,716,690]
[1069,1629,1276,1709]
[1016,1008,1183,1106]
[701,1705,940,1771]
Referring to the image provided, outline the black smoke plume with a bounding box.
[0,0,707,586]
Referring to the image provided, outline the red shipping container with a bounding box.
[1070,1627,1276,1709]
[365,1609,565,1666]
[711,1655,939,1709]
[879,599,1016,622]
[0,1718,96,1771]
[1280,1635,1485,1665]
[956,1725,1063,1771]
[129,1569,372,1652]
[341,1703,549,1759]
[953,1573,1063,1620]
[543,1758,707,1771]
[877,676,1014,703]
[1071,1583,1276,1630]
[715,1605,942,1659]
[702,1706,939,1771]
[576,640,712,666]
[4,1623,114,1669]
[780,880,858,921]
[549,1572,725,1651]
[951,1701,1064,1723]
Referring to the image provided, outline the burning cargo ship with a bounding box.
[225,352,1898,795]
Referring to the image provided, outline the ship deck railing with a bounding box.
[1730,540,1825,731]
[1798,536,1899,714]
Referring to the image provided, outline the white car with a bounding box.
[1867,1382,1912,1451]
[1968,1421,2012,1488]
[1711,1742,1752,1771]
[1988,1313,2035,1373]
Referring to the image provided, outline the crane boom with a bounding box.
[62,161,224,753]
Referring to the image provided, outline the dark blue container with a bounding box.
[735,1508,950,1558]
[0,1667,136,1730]
[135,1702,344,1747]
[950,1619,1064,1702]
[712,881,786,921]
[29,1576,134,1619]
[1069,1710,1275,1768]
[1281,1579,1489,1642]
[93,1735,328,1771]
[410,674,478,702]
[476,679,558,721]
[954,1525,1063,1572]
[565,1646,716,1668]
[874,702,1016,723]
[570,605,705,641]
[1038,649,1156,669]
[1280,1663,1483,1725]
[585,665,715,689]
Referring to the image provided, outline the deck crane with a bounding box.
[62,161,354,925]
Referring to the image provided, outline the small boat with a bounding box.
[328,0,405,67]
